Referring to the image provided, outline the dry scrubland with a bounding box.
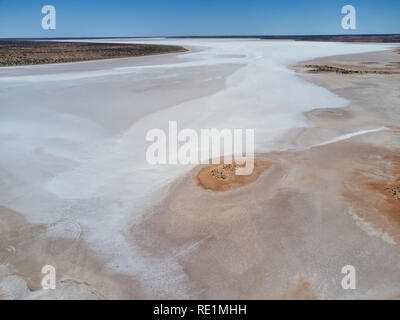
[0,40,188,66]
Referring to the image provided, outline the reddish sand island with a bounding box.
[196,159,270,192]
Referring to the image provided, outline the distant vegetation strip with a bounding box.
[282,34,400,42]
[171,34,400,42]
[0,40,188,66]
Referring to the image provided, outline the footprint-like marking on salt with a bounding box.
[0,246,16,264]
[43,219,83,255]
[0,220,82,263]
[44,219,82,241]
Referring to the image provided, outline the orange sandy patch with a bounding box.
[368,181,400,223]
[368,159,400,222]
[196,158,270,192]
[385,185,400,200]
[286,276,322,300]
[345,157,400,242]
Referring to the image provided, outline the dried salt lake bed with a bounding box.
[0,38,399,299]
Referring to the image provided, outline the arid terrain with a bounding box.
[0,40,187,66]
[1,39,399,299]
[131,48,400,299]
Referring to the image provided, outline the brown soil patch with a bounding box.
[367,159,400,223]
[302,64,395,74]
[305,107,352,121]
[366,182,399,221]
[385,184,400,200]
[0,40,188,67]
[196,158,270,192]
[345,157,400,242]
[286,277,322,300]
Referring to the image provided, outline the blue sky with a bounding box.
[0,0,399,38]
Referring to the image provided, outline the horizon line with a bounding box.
[1,33,400,40]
